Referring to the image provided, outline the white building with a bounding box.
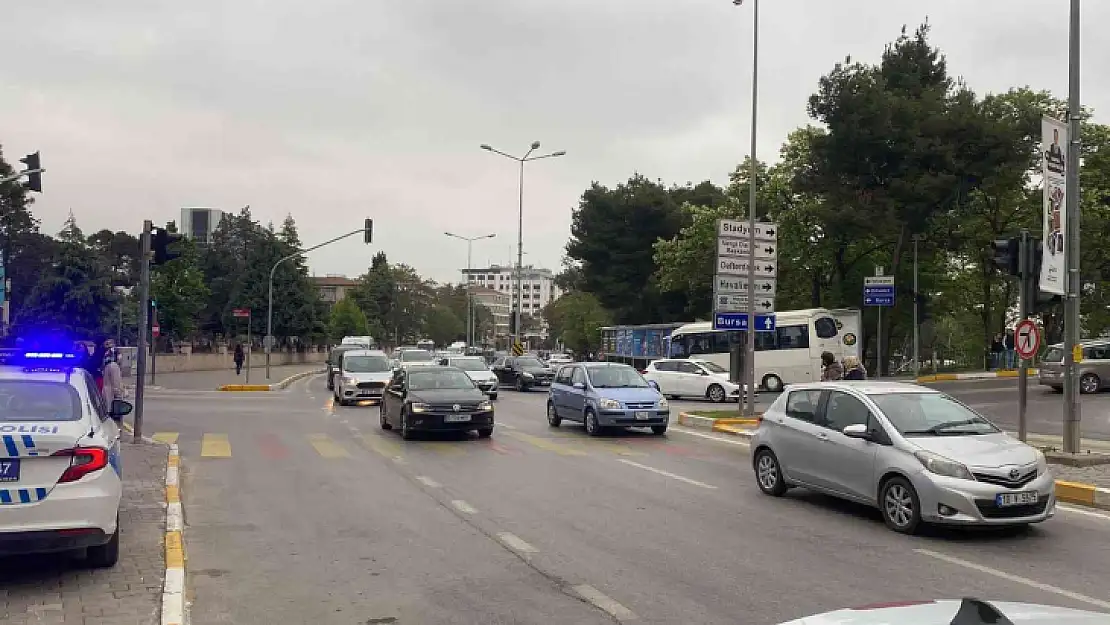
[467,286,511,340]
[462,264,562,339]
[180,208,225,245]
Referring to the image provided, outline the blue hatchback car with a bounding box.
[547,362,670,436]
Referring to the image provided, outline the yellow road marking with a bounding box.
[412,442,465,456]
[167,455,180,468]
[359,433,404,460]
[200,433,232,458]
[506,431,586,456]
[152,432,180,444]
[165,530,185,568]
[165,484,180,504]
[308,434,351,458]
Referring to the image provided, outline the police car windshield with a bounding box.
[343,356,390,373]
[449,358,488,372]
[408,370,475,391]
[400,350,434,362]
[0,381,82,422]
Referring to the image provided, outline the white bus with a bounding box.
[667,308,848,392]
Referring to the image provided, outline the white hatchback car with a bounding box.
[0,350,131,567]
[440,356,499,400]
[642,358,751,403]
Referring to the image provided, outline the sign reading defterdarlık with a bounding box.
[1039,116,1067,296]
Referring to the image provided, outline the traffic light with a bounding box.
[364,218,373,244]
[19,152,42,193]
[989,238,1020,276]
[152,227,184,265]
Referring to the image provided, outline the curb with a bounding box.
[1055,480,1110,511]
[217,368,324,392]
[677,413,755,441]
[163,443,186,625]
[916,369,1038,383]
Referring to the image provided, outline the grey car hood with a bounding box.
[778,599,1110,624]
[343,371,392,383]
[909,433,1039,468]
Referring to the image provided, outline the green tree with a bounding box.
[87,229,141,286]
[423,306,464,346]
[0,144,44,319]
[327,297,369,340]
[544,292,610,356]
[151,235,210,341]
[350,251,396,345]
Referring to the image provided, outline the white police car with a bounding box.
[0,349,132,568]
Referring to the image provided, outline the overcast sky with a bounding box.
[1,1,1107,286]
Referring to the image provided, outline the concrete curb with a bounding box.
[1055,480,1110,511]
[916,369,1038,383]
[677,413,756,441]
[217,368,324,392]
[162,443,187,625]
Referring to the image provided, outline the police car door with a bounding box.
[81,371,121,471]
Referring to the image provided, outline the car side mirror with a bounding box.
[573,382,586,390]
[842,423,870,440]
[108,399,133,420]
[647,380,660,391]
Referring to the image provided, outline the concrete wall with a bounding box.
[134,349,326,374]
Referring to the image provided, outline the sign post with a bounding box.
[233,308,252,383]
[714,219,777,414]
[864,271,895,376]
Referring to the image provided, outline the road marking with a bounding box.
[914,548,1110,610]
[670,426,751,447]
[413,442,465,456]
[1059,503,1110,522]
[572,584,638,621]
[359,433,404,461]
[451,500,477,514]
[497,532,538,554]
[152,432,179,444]
[616,459,717,489]
[415,475,441,488]
[499,423,518,430]
[506,431,587,456]
[308,434,350,458]
[200,433,232,458]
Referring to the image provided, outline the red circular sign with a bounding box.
[1015,319,1040,360]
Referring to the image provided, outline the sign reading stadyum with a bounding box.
[714,219,777,332]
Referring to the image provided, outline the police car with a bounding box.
[0,349,132,568]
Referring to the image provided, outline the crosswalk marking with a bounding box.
[358,433,404,460]
[505,431,587,456]
[411,441,465,456]
[200,433,232,458]
[308,434,351,458]
[152,432,180,444]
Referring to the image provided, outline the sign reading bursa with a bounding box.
[713,219,777,332]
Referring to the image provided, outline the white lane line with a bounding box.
[415,475,441,488]
[616,459,717,489]
[451,500,478,514]
[1058,503,1110,522]
[573,584,638,621]
[497,532,538,554]
[499,422,518,430]
[670,426,751,447]
[914,548,1110,610]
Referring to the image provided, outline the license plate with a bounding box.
[444,414,472,423]
[635,411,651,420]
[996,491,1038,507]
[0,459,19,482]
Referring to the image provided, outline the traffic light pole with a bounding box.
[1017,230,1031,442]
[0,168,44,186]
[133,220,153,443]
[1062,0,1082,454]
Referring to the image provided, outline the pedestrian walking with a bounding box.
[101,348,125,409]
[234,343,245,375]
[843,355,867,380]
[821,351,844,381]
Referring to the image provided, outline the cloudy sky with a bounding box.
[1,1,1106,285]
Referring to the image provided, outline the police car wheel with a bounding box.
[86,517,120,569]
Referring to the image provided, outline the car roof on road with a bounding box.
[405,365,456,373]
[785,381,937,395]
[342,349,387,357]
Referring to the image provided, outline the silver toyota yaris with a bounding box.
[750,381,1055,534]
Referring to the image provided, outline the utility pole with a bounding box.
[1062,0,1082,454]
[912,234,924,378]
[1017,230,1030,442]
[741,0,760,416]
[133,221,152,442]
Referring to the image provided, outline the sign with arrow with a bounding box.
[717,237,777,260]
[715,275,776,296]
[716,293,775,313]
[717,219,778,241]
[1015,319,1040,360]
[717,257,777,279]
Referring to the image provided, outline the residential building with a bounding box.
[309,275,360,305]
[461,264,562,323]
[180,208,225,245]
[467,286,511,340]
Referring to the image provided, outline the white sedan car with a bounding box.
[0,351,132,567]
[642,358,750,403]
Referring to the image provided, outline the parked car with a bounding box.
[379,365,494,439]
[641,358,751,403]
[546,362,669,436]
[751,381,1055,534]
[491,356,554,391]
[439,356,499,400]
[326,344,365,391]
[333,350,392,406]
[1039,340,1110,394]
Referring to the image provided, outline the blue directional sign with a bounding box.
[863,285,896,307]
[713,312,776,332]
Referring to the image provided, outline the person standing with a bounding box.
[101,348,124,409]
[1003,328,1017,370]
[843,356,867,380]
[234,343,245,376]
[990,333,1004,371]
[821,351,844,381]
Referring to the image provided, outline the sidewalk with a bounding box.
[127,363,324,391]
[916,369,1037,383]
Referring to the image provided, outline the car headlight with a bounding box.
[598,398,621,410]
[343,376,357,386]
[1034,448,1049,476]
[410,402,431,413]
[478,400,493,412]
[657,398,669,410]
[913,450,975,481]
[522,372,534,379]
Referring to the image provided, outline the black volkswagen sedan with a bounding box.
[380,365,494,440]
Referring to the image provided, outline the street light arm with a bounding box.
[481,146,522,161]
[523,151,566,162]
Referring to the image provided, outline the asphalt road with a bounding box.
[137,375,1110,624]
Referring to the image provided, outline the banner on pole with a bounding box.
[1039,116,1068,296]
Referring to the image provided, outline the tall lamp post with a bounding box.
[445,232,496,348]
[480,142,565,350]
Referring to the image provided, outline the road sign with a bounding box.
[713,312,776,332]
[717,238,777,260]
[151,325,160,338]
[512,341,524,356]
[863,275,896,307]
[1015,319,1040,360]
[715,275,776,296]
[718,220,778,241]
[717,257,777,279]
[716,293,775,313]
[232,308,250,318]
[864,276,895,286]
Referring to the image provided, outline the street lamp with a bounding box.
[445,232,496,347]
[480,142,566,351]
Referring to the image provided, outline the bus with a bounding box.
[667,308,853,393]
[416,339,435,352]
